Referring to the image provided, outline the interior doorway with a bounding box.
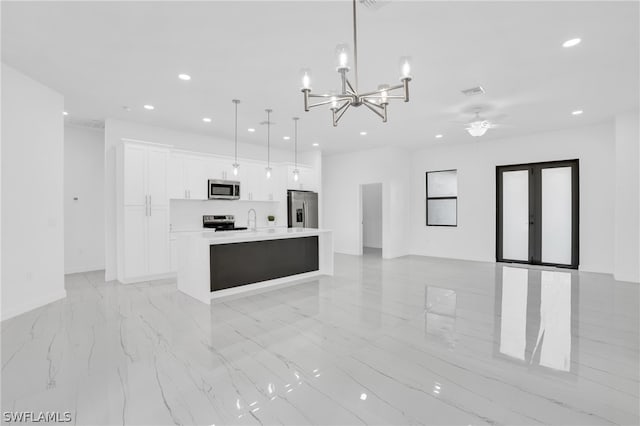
[361,183,383,257]
[496,159,579,268]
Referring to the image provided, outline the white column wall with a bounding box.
[614,110,640,283]
[1,64,66,320]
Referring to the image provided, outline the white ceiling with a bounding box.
[2,1,638,154]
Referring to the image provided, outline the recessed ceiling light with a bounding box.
[572,110,583,115]
[435,134,443,139]
[312,143,319,147]
[202,117,212,123]
[562,38,581,48]
[143,105,155,110]
[283,136,290,140]
[248,128,255,132]
[178,74,191,81]
[360,131,367,136]
[62,111,68,116]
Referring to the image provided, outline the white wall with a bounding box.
[1,64,66,320]
[104,118,312,280]
[323,147,411,258]
[614,110,640,282]
[362,183,382,248]
[64,125,105,273]
[409,123,616,274]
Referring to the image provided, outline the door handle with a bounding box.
[303,201,307,228]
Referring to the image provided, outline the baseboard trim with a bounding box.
[65,265,105,275]
[1,289,67,322]
[118,272,176,284]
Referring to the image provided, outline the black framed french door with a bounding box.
[496,159,579,269]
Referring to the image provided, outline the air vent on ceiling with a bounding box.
[461,86,485,97]
[65,117,105,130]
[359,0,391,10]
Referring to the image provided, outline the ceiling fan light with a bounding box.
[467,126,488,137]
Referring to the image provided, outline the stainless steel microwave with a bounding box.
[208,179,240,200]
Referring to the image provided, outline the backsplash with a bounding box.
[170,199,287,231]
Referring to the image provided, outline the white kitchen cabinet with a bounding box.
[123,144,147,205]
[206,157,237,181]
[123,205,147,279]
[117,141,171,283]
[286,165,319,192]
[169,153,207,200]
[147,206,170,275]
[169,237,178,272]
[241,162,282,201]
[170,154,242,200]
[185,155,207,200]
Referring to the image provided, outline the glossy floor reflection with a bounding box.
[2,254,639,425]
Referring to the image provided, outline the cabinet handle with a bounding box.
[145,195,148,216]
[149,195,152,216]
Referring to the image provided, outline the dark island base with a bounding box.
[210,236,319,292]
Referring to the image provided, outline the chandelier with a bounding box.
[300,0,412,126]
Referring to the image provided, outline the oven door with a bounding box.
[208,180,240,199]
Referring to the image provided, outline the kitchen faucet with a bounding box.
[247,208,257,231]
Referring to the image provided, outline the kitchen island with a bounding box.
[175,228,333,303]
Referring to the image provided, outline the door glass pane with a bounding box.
[427,170,457,197]
[502,170,529,261]
[541,167,572,265]
[427,199,456,226]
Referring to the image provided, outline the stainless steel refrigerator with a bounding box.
[287,190,318,228]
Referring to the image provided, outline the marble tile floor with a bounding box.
[1,254,639,425]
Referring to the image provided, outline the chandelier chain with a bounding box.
[352,0,358,91]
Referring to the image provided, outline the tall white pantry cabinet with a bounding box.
[116,140,171,283]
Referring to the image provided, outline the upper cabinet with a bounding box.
[286,165,319,192]
[205,157,237,181]
[168,151,317,201]
[241,162,285,202]
[169,153,208,200]
[123,143,169,206]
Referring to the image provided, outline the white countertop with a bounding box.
[175,227,331,245]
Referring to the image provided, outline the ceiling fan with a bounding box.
[464,111,504,137]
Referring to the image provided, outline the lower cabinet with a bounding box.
[121,205,170,282]
[169,237,178,272]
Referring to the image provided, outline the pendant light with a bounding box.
[292,117,300,182]
[264,109,272,179]
[232,99,240,175]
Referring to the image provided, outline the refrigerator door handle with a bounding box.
[302,201,306,228]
